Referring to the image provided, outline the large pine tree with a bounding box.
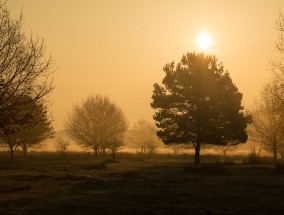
[151,52,249,164]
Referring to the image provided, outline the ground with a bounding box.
[0,153,283,215]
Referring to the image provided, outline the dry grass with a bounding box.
[0,152,283,215]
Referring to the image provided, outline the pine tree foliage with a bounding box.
[151,52,249,164]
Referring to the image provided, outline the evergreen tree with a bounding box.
[151,52,249,164]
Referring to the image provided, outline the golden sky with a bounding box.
[6,0,284,131]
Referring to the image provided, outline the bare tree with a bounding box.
[106,137,123,161]
[55,136,70,156]
[0,1,55,129]
[271,12,284,107]
[249,82,284,162]
[127,119,162,154]
[65,94,128,157]
[246,125,262,158]
[275,12,284,55]
[247,140,262,158]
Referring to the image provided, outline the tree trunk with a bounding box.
[9,146,14,162]
[94,147,98,157]
[223,147,227,159]
[112,149,116,161]
[23,149,27,158]
[194,143,201,165]
[258,146,262,157]
[22,144,27,158]
[273,149,278,163]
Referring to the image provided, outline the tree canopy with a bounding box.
[65,94,128,156]
[249,82,284,162]
[0,1,55,129]
[0,95,53,161]
[151,52,249,164]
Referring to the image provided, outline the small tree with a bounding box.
[20,103,54,157]
[65,94,128,157]
[249,82,284,162]
[0,96,53,160]
[0,125,21,161]
[106,137,123,161]
[246,125,262,158]
[127,119,161,154]
[55,136,70,156]
[151,52,249,164]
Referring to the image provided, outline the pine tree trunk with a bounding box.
[23,149,27,158]
[194,143,201,165]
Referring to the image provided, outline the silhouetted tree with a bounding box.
[0,1,55,129]
[127,119,161,154]
[249,82,284,162]
[0,96,53,161]
[151,52,249,164]
[65,94,128,157]
[19,104,54,157]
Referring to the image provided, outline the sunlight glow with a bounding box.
[197,32,212,51]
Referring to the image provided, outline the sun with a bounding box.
[197,32,212,51]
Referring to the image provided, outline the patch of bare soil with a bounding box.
[0,156,283,215]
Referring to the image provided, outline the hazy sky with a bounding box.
[6,0,284,131]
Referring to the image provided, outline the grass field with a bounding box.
[0,152,283,215]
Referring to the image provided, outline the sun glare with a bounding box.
[197,32,212,51]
